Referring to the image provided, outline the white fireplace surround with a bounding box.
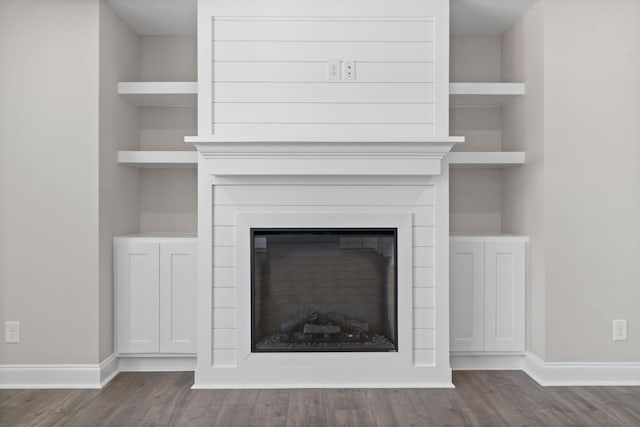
[190,137,462,388]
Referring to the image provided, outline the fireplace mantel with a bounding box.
[190,135,458,387]
[186,136,463,176]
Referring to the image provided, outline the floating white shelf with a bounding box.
[118,82,197,107]
[450,234,530,242]
[448,151,525,168]
[116,233,197,239]
[117,151,197,168]
[449,83,525,107]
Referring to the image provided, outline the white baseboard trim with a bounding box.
[0,363,103,389]
[192,382,455,389]
[0,354,196,389]
[3,353,638,388]
[451,353,526,371]
[523,352,640,386]
[452,352,640,386]
[118,356,196,372]
[100,354,119,387]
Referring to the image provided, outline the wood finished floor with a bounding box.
[1,371,639,427]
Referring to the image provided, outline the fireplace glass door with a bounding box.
[251,228,397,352]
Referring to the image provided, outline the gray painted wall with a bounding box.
[503,0,640,362]
[543,0,640,362]
[501,1,546,360]
[98,0,141,362]
[0,0,101,364]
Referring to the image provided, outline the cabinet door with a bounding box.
[159,241,197,353]
[450,241,485,352]
[116,241,160,353]
[484,241,525,352]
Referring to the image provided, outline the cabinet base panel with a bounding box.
[451,353,526,371]
[118,356,196,372]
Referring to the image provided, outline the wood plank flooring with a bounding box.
[1,371,639,426]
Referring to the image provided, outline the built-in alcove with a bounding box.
[251,229,397,352]
[449,35,512,234]
[116,36,199,234]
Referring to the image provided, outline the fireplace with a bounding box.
[187,0,460,388]
[251,229,397,352]
[189,137,460,387]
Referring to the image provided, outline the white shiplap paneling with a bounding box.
[213,41,433,62]
[413,246,435,268]
[214,185,435,206]
[413,287,435,308]
[414,349,435,366]
[211,184,437,360]
[211,123,436,138]
[213,205,436,226]
[412,226,435,246]
[214,103,433,124]
[213,226,235,246]
[213,267,234,287]
[213,288,236,308]
[212,17,436,138]
[413,329,435,349]
[212,83,433,103]
[213,18,434,42]
[213,246,235,267]
[413,267,435,288]
[212,349,237,367]
[214,62,434,83]
[213,308,236,329]
[212,329,237,349]
[413,308,435,329]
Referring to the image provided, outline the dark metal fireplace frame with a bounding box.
[250,228,398,353]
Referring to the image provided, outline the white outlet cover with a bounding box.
[5,321,19,343]
[327,59,341,81]
[613,319,628,341]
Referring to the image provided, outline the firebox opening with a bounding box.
[251,228,398,353]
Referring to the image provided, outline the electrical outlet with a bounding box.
[327,59,341,81]
[344,59,356,81]
[5,321,19,343]
[613,319,627,341]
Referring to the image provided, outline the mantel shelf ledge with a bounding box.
[185,136,464,177]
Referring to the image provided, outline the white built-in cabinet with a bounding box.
[115,236,197,355]
[113,37,198,365]
[450,236,526,353]
[448,39,529,360]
